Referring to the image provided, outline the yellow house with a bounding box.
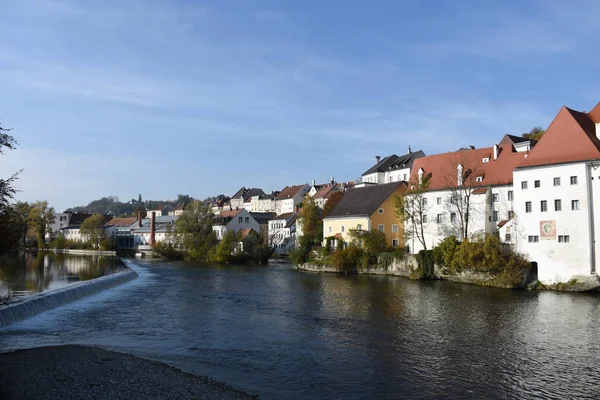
[323,182,406,248]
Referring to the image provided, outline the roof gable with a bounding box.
[325,182,405,218]
[519,106,600,168]
[276,184,307,200]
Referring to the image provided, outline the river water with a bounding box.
[1,259,600,399]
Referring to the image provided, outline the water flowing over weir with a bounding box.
[0,259,138,328]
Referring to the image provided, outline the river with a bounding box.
[1,259,600,399]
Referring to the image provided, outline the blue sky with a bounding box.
[0,0,599,211]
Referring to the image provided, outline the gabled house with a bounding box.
[268,212,298,254]
[230,188,265,210]
[274,184,310,215]
[356,149,425,187]
[323,182,407,248]
[169,203,186,216]
[405,140,528,253]
[212,209,262,240]
[513,102,600,284]
[105,216,138,248]
[312,184,341,209]
[146,205,171,217]
[308,178,335,197]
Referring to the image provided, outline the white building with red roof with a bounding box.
[406,139,529,253]
[513,102,600,285]
[274,184,310,215]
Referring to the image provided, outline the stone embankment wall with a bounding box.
[299,257,541,290]
[298,256,419,278]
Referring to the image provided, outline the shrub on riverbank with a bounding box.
[433,235,530,287]
[48,236,114,251]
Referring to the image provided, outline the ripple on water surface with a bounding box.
[2,259,600,400]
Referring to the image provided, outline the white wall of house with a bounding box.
[230,197,244,210]
[243,201,252,211]
[384,167,411,183]
[275,185,310,214]
[406,185,515,254]
[61,228,85,242]
[513,162,599,284]
[257,198,275,212]
[212,209,261,239]
[361,172,384,185]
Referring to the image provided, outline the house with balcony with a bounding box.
[268,212,298,254]
[512,102,600,285]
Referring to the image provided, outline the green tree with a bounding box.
[175,200,216,262]
[395,173,431,251]
[291,195,323,264]
[211,231,239,263]
[29,201,55,249]
[80,214,107,248]
[522,127,545,141]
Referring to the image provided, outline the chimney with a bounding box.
[376,156,381,164]
[312,180,316,187]
[295,205,300,213]
[408,145,412,154]
[137,210,142,227]
[150,212,156,245]
[330,176,334,185]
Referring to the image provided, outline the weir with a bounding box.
[0,259,138,328]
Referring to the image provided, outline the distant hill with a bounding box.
[66,194,195,217]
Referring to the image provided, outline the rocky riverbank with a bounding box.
[0,345,257,400]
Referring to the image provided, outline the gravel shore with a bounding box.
[0,345,258,400]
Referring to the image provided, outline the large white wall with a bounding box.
[385,167,411,183]
[407,185,514,253]
[513,162,598,283]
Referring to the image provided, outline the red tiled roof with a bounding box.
[519,105,600,168]
[497,220,510,229]
[106,217,137,227]
[220,209,243,218]
[410,145,526,191]
[313,185,337,199]
[275,184,307,200]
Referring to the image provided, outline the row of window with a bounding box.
[521,176,578,189]
[525,199,579,213]
[328,224,399,233]
[423,191,514,207]
[527,235,570,243]
[237,216,250,224]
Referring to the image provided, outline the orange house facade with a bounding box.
[323,182,406,248]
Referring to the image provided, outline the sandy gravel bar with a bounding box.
[0,345,258,400]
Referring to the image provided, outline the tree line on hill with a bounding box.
[67,194,195,216]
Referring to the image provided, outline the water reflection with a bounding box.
[2,262,600,399]
[0,252,125,298]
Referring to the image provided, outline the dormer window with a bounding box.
[476,176,483,182]
[482,157,489,163]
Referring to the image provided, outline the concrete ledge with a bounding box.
[0,261,138,328]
